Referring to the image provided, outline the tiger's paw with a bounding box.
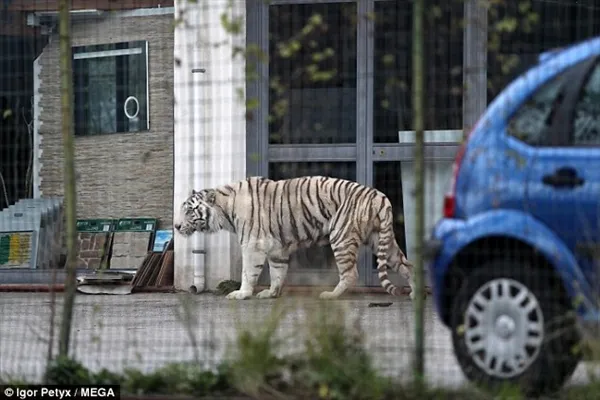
[319,291,338,300]
[256,289,278,299]
[408,289,427,301]
[225,290,253,300]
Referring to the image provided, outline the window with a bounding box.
[73,41,149,136]
[573,64,600,146]
[487,0,600,104]
[268,3,357,145]
[506,71,569,146]
[373,0,463,142]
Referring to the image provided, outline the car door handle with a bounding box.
[542,167,585,188]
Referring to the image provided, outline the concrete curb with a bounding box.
[0,284,65,292]
[0,284,177,293]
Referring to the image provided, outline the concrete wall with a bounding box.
[36,11,174,228]
[173,0,247,292]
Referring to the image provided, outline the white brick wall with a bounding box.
[173,0,247,292]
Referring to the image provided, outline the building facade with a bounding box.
[16,0,598,291]
[34,8,175,228]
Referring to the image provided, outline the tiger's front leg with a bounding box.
[256,255,289,299]
[226,250,266,300]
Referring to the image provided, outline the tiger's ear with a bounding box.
[191,189,198,195]
[203,189,217,205]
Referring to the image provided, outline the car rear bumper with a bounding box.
[423,218,466,324]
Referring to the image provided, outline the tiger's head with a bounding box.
[174,189,220,236]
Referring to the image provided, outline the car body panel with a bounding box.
[428,210,594,326]
[528,147,600,291]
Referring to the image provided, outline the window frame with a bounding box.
[505,57,596,148]
[562,56,600,148]
[72,40,150,137]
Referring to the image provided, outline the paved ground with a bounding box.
[0,292,597,388]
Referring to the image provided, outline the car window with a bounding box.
[573,64,600,146]
[507,71,569,146]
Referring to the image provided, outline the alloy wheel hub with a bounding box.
[463,278,544,378]
[495,314,516,339]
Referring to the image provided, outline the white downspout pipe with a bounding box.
[173,0,206,293]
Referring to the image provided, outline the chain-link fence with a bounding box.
[1,0,600,398]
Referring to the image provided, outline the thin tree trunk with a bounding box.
[412,0,426,389]
[57,0,78,358]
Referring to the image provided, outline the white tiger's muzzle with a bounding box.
[173,209,200,236]
[174,213,211,236]
[174,221,195,236]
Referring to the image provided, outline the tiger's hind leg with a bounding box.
[256,255,289,299]
[319,237,360,300]
[389,241,417,300]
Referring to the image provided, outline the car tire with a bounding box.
[450,257,582,397]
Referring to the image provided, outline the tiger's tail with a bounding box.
[375,204,403,297]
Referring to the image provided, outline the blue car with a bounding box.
[425,36,600,396]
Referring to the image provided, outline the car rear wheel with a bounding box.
[450,257,581,397]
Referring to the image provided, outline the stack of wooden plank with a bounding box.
[131,238,174,288]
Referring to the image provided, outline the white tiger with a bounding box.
[174,176,416,300]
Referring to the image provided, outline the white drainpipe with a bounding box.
[174,0,207,293]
